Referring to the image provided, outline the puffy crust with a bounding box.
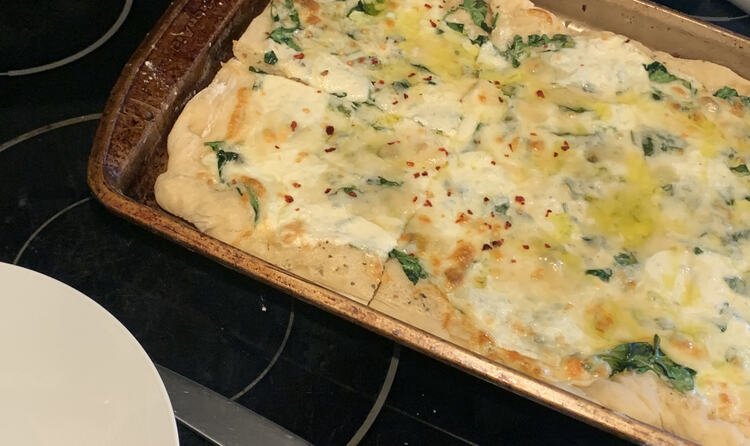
[581,372,749,446]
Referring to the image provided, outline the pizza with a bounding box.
[154,0,750,442]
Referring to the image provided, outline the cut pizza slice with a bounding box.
[155,58,458,303]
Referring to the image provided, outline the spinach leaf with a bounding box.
[263,51,278,64]
[714,86,750,106]
[446,22,464,33]
[599,335,696,393]
[693,247,703,255]
[643,62,691,90]
[730,164,750,176]
[348,0,381,16]
[368,176,403,187]
[239,187,261,223]
[614,252,637,266]
[460,0,488,28]
[633,129,686,157]
[560,105,588,113]
[716,86,739,100]
[500,34,574,68]
[389,249,428,284]
[470,35,489,46]
[268,27,301,51]
[410,63,433,73]
[724,276,749,296]
[392,80,411,92]
[268,0,302,50]
[527,33,573,48]
[205,141,241,182]
[501,35,526,68]
[723,229,750,245]
[248,66,267,74]
[334,185,362,197]
[644,62,677,83]
[585,268,612,282]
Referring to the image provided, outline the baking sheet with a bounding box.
[88,0,750,443]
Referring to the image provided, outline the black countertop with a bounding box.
[1,1,748,445]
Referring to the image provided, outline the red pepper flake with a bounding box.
[467,209,473,215]
[403,93,409,99]
[424,199,433,207]
[536,89,545,98]
[625,39,630,43]
[522,244,530,250]
[387,140,400,145]
[324,147,336,152]
[290,121,298,131]
[424,2,432,7]
[435,166,441,170]
[505,221,512,229]
[423,76,432,82]
[412,196,418,202]
[545,209,552,217]
[420,171,428,177]
[324,188,331,194]
[325,125,334,135]
[490,160,496,165]
[392,100,399,105]
[408,72,416,78]
[455,213,469,223]
[284,195,294,203]
[483,197,489,202]
[274,145,280,149]
[438,147,448,155]
[292,182,301,188]
[413,173,420,178]
[511,259,517,263]
[561,141,570,151]
[406,161,415,167]
[438,4,443,7]
[482,243,492,251]
[429,19,437,28]
[553,152,559,157]
[358,57,366,63]
[498,96,504,103]
[347,190,358,197]
[294,53,305,59]
[371,57,379,65]
[378,80,385,85]
[490,211,495,217]
[514,195,525,205]
[492,239,504,247]
[530,132,537,136]
[544,243,551,248]
[295,208,300,211]
[508,143,514,151]
[447,190,452,197]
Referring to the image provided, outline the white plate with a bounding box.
[0,263,179,446]
[728,0,750,14]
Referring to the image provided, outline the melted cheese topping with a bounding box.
[158,0,750,437]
